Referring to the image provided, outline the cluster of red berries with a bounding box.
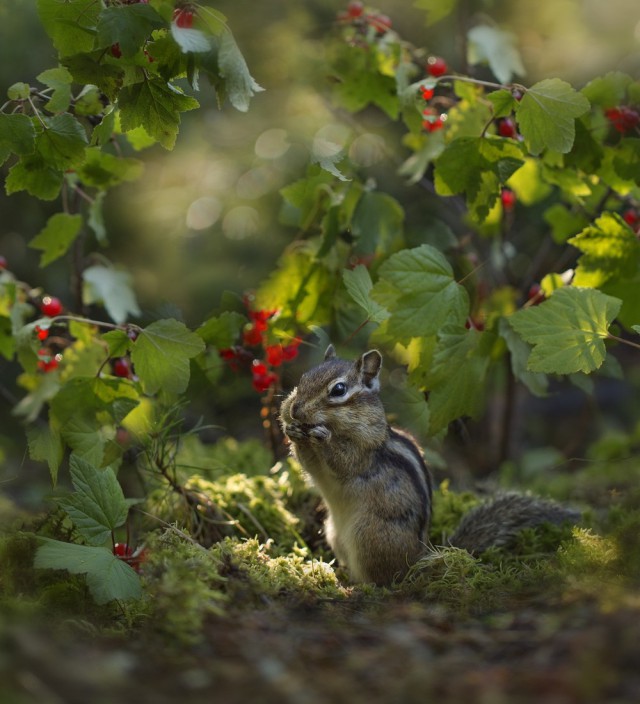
[113,542,147,573]
[219,300,302,394]
[422,107,445,133]
[605,106,640,134]
[337,2,392,34]
[34,296,64,372]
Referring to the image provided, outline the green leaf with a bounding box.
[487,89,518,119]
[467,25,525,84]
[516,78,590,155]
[5,153,63,200]
[568,212,640,287]
[62,52,124,102]
[333,68,399,120]
[37,113,88,170]
[0,114,36,157]
[77,148,144,189]
[425,327,492,434]
[197,311,246,347]
[88,191,107,244]
[131,319,205,395]
[57,455,130,546]
[34,539,141,604]
[171,25,212,54]
[581,72,633,108]
[37,0,101,57]
[37,67,73,113]
[97,4,166,57]
[413,0,458,25]
[371,244,469,342]
[118,79,199,150]
[218,30,265,112]
[102,329,131,358]
[498,318,548,397]
[29,213,83,267]
[543,203,589,244]
[508,287,621,375]
[82,265,141,324]
[351,191,404,254]
[7,82,31,101]
[610,139,640,185]
[343,266,390,324]
[50,377,139,464]
[434,136,525,222]
[26,419,64,485]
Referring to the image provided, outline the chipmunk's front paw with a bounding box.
[309,425,331,443]
[283,420,308,442]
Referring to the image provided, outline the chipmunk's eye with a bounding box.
[329,382,347,398]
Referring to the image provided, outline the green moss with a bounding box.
[429,480,480,544]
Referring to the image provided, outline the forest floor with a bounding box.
[3,568,640,703]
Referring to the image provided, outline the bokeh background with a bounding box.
[1,0,640,504]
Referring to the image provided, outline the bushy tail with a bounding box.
[448,492,581,555]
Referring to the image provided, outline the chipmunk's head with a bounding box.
[283,345,386,439]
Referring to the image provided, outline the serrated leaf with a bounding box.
[131,319,205,395]
[434,136,525,222]
[543,203,589,244]
[26,419,64,485]
[102,329,131,358]
[36,0,101,57]
[83,265,141,325]
[351,191,404,254]
[62,52,124,103]
[581,72,633,108]
[77,148,143,189]
[0,114,36,157]
[425,326,492,434]
[51,376,139,464]
[487,89,517,118]
[37,67,73,113]
[97,4,166,57]
[343,266,390,324]
[34,539,141,604]
[467,25,525,84]
[569,212,640,287]
[57,455,129,546]
[413,0,458,25]
[371,244,469,342]
[516,79,590,155]
[5,154,63,200]
[333,68,398,120]
[37,113,88,170]
[171,25,212,53]
[197,311,246,347]
[218,30,265,112]
[118,79,199,150]
[508,287,621,375]
[498,318,548,397]
[7,82,31,101]
[29,213,83,267]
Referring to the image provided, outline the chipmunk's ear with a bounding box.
[324,344,337,361]
[357,350,382,389]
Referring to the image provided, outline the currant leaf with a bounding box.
[29,213,83,267]
[343,265,390,324]
[217,31,265,112]
[82,265,141,325]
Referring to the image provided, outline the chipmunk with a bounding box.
[280,345,579,586]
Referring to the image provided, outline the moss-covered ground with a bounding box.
[2,436,640,703]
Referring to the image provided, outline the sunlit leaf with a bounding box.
[37,67,73,113]
[467,25,525,84]
[83,265,141,324]
[343,266,390,324]
[29,213,83,267]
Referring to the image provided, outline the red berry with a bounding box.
[422,110,445,132]
[110,43,122,59]
[527,284,545,306]
[346,1,364,17]
[252,360,268,376]
[113,542,133,558]
[35,325,49,341]
[37,356,59,373]
[368,13,392,33]
[127,328,139,342]
[248,308,276,325]
[605,106,640,134]
[497,118,517,138]
[173,8,194,28]
[500,188,516,211]
[41,296,63,317]
[282,338,302,361]
[512,89,523,102]
[266,344,284,367]
[427,56,447,77]
[243,324,264,347]
[623,209,639,227]
[112,357,132,378]
[420,86,434,101]
[252,371,278,393]
[0,256,7,270]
